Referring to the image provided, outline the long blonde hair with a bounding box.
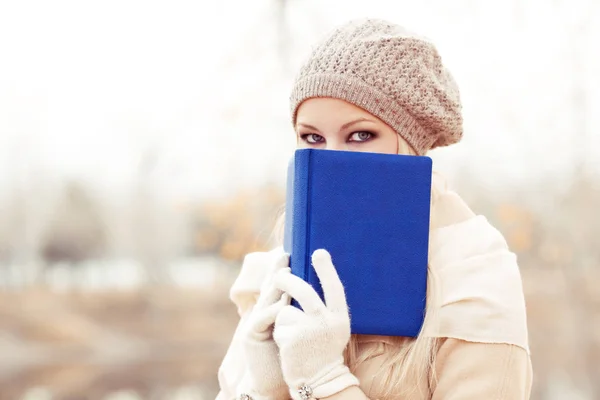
[271,138,445,399]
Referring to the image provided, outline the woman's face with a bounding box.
[295,97,412,155]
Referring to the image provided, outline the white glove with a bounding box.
[237,252,291,400]
[273,249,359,400]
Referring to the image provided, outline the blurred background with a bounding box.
[0,0,599,399]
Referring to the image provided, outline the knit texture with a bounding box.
[238,251,291,400]
[290,18,463,155]
[273,249,359,399]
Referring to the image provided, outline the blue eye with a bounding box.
[302,134,325,144]
[349,131,374,142]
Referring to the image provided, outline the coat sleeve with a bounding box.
[431,338,533,400]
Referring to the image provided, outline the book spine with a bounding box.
[283,157,295,254]
[292,149,312,286]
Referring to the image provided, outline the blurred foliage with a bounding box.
[495,203,534,253]
[191,184,285,261]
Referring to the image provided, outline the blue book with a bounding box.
[284,149,432,337]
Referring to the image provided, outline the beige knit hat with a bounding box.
[290,18,463,155]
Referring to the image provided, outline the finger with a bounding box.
[273,269,325,314]
[255,281,283,308]
[273,252,290,271]
[260,251,290,288]
[251,294,288,333]
[274,304,306,328]
[273,305,307,345]
[311,249,348,314]
[256,256,291,308]
[264,252,290,280]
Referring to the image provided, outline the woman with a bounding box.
[217,18,532,400]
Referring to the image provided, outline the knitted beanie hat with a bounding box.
[290,19,463,155]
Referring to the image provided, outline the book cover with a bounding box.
[284,148,432,337]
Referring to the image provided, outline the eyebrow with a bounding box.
[297,117,375,132]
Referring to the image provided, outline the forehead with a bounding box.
[296,98,373,123]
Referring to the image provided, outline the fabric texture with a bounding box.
[423,215,530,351]
[217,248,287,400]
[289,18,463,155]
[237,251,291,400]
[273,249,360,399]
[354,338,532,399]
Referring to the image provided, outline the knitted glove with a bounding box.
[273,249,359,400]
[237,252,291,400]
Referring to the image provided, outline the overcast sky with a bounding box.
[0,0,598,202]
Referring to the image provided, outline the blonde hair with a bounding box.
[270,135,445,399]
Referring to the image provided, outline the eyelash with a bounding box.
[300,131,376,144]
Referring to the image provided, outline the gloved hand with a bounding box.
[273,249,359,400]
[237,251,291,400]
